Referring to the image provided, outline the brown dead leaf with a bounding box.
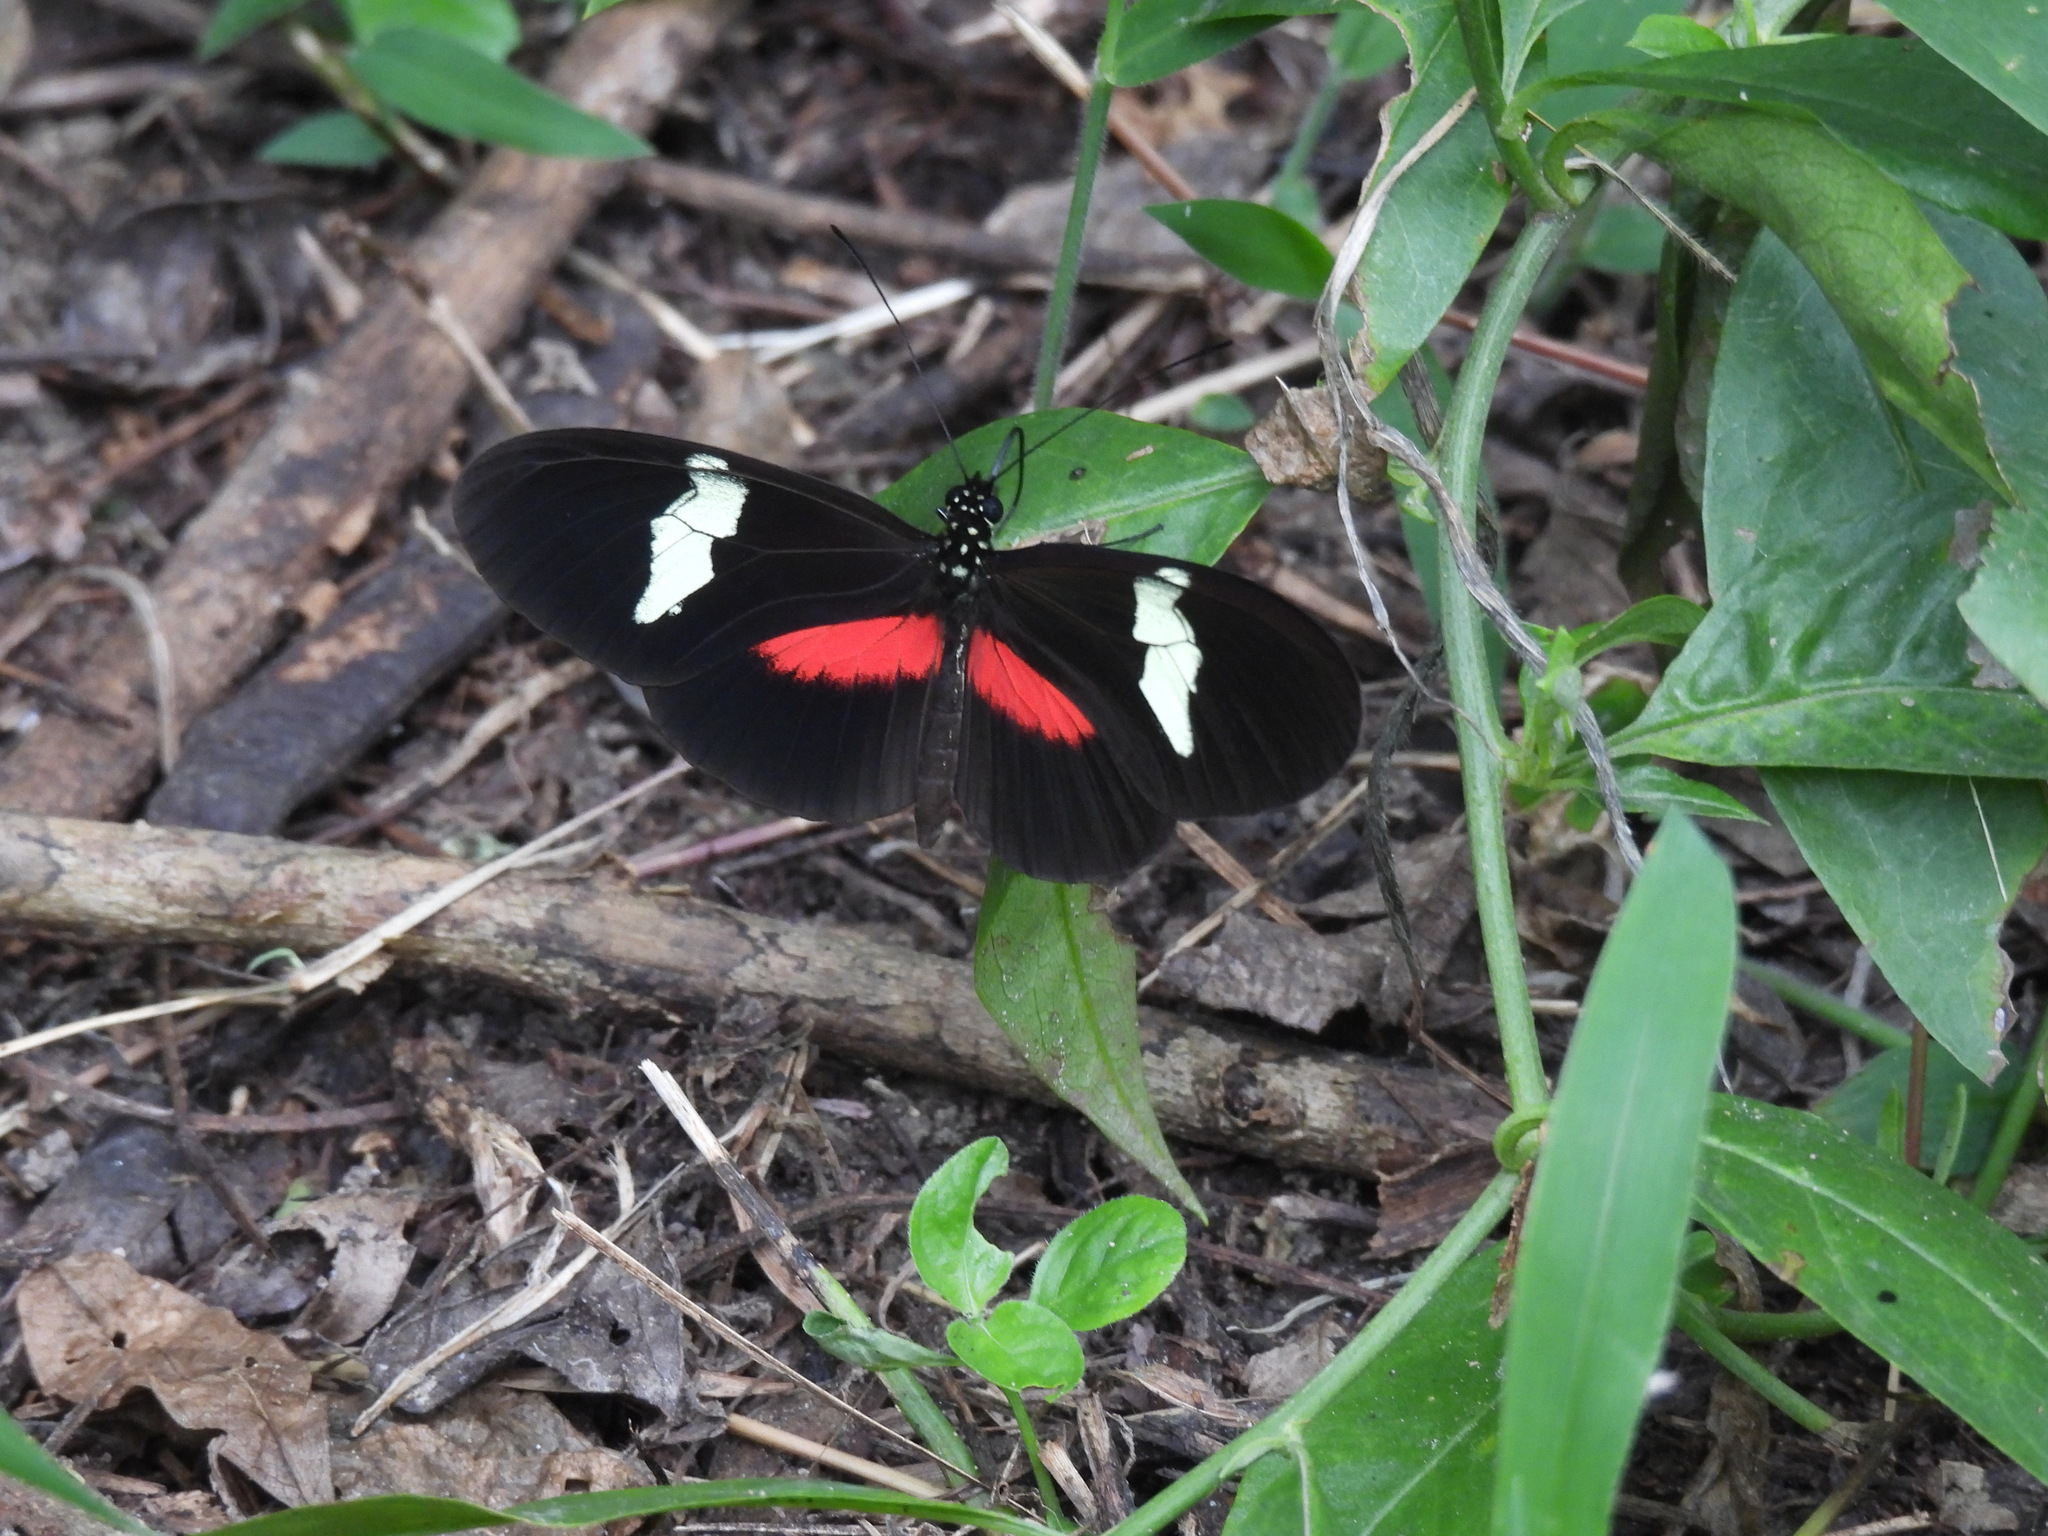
[277,1191,419,1344]
[1244,384,1388,502]
[18,1251,332,1507]
[1155,914,1390,1032]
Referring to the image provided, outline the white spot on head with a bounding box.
[1133,567,1200,756]
[634,453,747,624]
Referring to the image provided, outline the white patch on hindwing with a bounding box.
[1132,567,1201,756]
[633,452,747,624]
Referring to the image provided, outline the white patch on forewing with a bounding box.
[633,452,747,624]
[1132,568,1201,756]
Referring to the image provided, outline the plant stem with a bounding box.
[1452,0,1564,212]
[1276,64,1345,189]
[1099,1170,1519,1536]
[1432,212,1570,1114]
[1674,1293,1837,1434]
[1031,0,1124,412]
[808,1268,984,1479]
[1005,1388,1074,1531]
[1740,961,1912,1053]
[1972,1018,2048,1210]
[1710,1305,1842,1344]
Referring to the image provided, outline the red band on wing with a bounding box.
[968,630,1096,745]
[755,614,945,685]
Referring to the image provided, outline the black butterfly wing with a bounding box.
[455,428,933,687]
[970,548,1361,829]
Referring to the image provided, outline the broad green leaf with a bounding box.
[349,28,649,158]
[878,411,1268,566]
[1579,199,1664,275]
[974,861,1201,1212]
[947,1300,1085,1393]
[1350,0,1509,393]
[1496,816,1735,1536]
[1882,0,2048,142]
[1698,1096,2048,1479]
[803,1313,958,1370]
[258,110,391,167]
[1498,0,1589,97]
[1816,1039,2018,1178]
[1145,199,1333,301]
[342,0,520,59]
[1330,5,1406,80]
[1763,768,2047,1082]
[1626,14,1725,56]
[1543,39,2048,239]
[909,1137,1015,1314]
[1224,1246,1502,1536]
[1936,208,2048,708]
[208,1482,1065,1536]
[1604,108,1999,487]
[199,0,307,56]
[1614,232,2048,779]
[0,1408,151,1534]
[1105,0,1341,86]
[1031,1196,1186,1330]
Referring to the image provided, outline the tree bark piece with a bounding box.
[0,0,728,820]
[0,812,1501,1181]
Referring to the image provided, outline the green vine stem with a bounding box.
[1005,1388,1075,1531]
[1740,961,1912,1053]
[1031,0,1123,410]
[1452,0,1564,212]
[1674,1293,1837,1434]
[1972,1016,2048,1211]
[1431,211,1571,1112]
[1710,1304,1843,1345]
[1098,1170,1519,1536]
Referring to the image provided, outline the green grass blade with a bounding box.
[0,1408,152,1534]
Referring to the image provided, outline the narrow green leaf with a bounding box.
[1763,769,2048,1082]
[947,1300,1086,1393]
[1611,108,2000,488]
[583,0,633,13]
[258,110,391,167]
[1224,1246,1502,1536]
[349,28,649,158]
[1698,1096,2048,1480]
[803,1312,958,1370]
[204,1494,515,1536]
[1570,594,1703,658]
[1816,1039,2018,1177]
[909,1136,1014,1315]
[1031,1196,1186,1330]
[1496,815,1735,1536]
[1626,14,1726,56]
[974,860,1201,1212]
[1609,762,1763,824]
[199,0,308,56]
[0,1409,152,1534]
[1330,5,1406,80]
[1882,0,2048,142]
[1513,0,1687,125]
[1105,0,1341,86]
[878,411,1268,566]
[1498,0,1588,96]
[342,0,520,60]
[1145,199,1333,301]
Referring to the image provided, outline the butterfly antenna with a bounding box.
[831,226,971,484]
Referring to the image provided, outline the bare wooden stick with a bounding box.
[0,0,729,819]
[0,813,1502,1179]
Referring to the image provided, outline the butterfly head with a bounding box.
[934,474,1004,595]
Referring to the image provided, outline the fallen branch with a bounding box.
[0,813,1501,1180]
[0,0,728,819]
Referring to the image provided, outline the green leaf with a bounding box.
[947,1300,1086,1393]
[1816,1040,2017,1178]
[1330,5,1407,80]
[1626,14,1725,56]
[1547,38,2048,240]
[802,1312,958,1370]
[1224,1245,1503,1536]
[1570,593,1703,658]
[1881,0,2048,141]
[1188,392,1257,433]
[0,1408,152,1534]
[1763,768,2048,1082]
[258,110,391,167]
[974,860,1202,1213]
[1578,198,1664,274]
[1031,1196,1186,1330]
[1603,107,2000,488]
[1613,232,2048,779]
[1963,505,2048,708]
[1496,816,1735,1536]
[1145,199,1333,300]
[1104,0,1341,86]
[909,1136,1015,1315]
[1611,762,1763,824]
[199,0,308,56]
[1513,0,1687,125]
[1698,1096,2048,1480]
[583,0,633,13]
[342,0,520,59]
[349,28,650,158]
[1350,0,1509,393]
[878,411,1268,566]
[206,1482,1067,1536]
[1498,0,1589,97]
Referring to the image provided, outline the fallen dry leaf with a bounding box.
[277,1190,420,1344]
[18,1251,332,1508]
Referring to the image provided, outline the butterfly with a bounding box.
[453,424,1361,883]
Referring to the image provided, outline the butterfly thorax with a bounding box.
[932,477,1002,600]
